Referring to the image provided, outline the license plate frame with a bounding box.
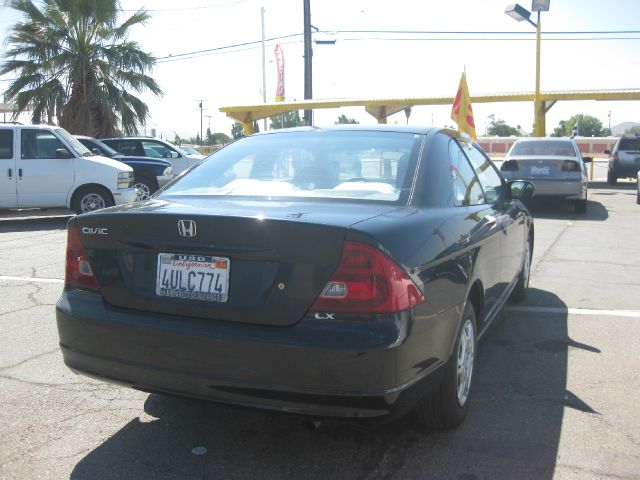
[156,253,230,302]
[530,166,550,176]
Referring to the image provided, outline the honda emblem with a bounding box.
[178,219,197,238]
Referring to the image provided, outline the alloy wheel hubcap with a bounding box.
[457,318,475,407]
[80,193,105,212]
[134,183,151,201]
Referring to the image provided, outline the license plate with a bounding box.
[530,166,550,176]
[156,253,230,302]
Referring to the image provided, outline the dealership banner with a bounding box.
[274,44,285,102]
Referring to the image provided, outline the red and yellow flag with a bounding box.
[450,72,477,141]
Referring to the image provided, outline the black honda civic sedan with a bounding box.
[56,126,534,429]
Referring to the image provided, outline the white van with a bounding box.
[0,124,137,214]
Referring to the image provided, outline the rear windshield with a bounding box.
[160,130,421,203]
[618,138,640,151]
[510,140,576,157]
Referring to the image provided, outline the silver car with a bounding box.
[500,138,592,213]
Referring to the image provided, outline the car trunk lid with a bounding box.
[70,198,402,326]
[503,155,582,179]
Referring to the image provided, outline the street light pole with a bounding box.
[534,11,543,137]
[505,2,549,137]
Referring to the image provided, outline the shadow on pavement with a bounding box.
[0,216,70,233]
[70,288,594,480]
[525,197,608,221]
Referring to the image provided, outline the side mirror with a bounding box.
[510,180,535,202]
[604,149,611,155]
[55,148,72,159]
[170,151,180,159]
[582,157,593,163]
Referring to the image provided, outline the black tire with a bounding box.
[415,302,477,430]
[607,169,618,185]
[510,236,532,303]
[132,175,157,202]
[72,186,114,214]
[574,199,587,214]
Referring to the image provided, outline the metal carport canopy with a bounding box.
[219,88,640,135]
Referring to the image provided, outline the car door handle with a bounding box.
[6,168,11,178]
[18,168,23,178]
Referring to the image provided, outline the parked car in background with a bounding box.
[606,135,640,185]
[500,137,591,213]
[100,136,205,175]
[75,136,174,201]
[0,124,135,214]
[57,126,534,430]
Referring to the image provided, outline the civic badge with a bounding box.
[178,219,197,238]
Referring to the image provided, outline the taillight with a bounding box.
[65,226,99,290]
[310,242,424,314]
[613,152,619,164]
[501,160,519,171]
[561,160,581,172]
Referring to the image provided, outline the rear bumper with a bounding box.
[56,290,455,418]
[111,187,137,205]
[516,178,584,199]
[610,163,640,178]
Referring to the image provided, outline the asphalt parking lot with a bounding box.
[0,180,638,480]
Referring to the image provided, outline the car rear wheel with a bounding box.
[415,301,477,430]
[133,176,157,202]
[73,186,114,214]
[574,198,587,214]
[607,170,618,185]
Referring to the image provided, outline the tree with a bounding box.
[231,122,245,140]
[270,111,304,130]
[624,125,640,135]
[550,114,606,137]
[335,114,359,125]
[1,0,162,137]
[485,114,521,137]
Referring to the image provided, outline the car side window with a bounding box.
[463,143,505,203]
[20,130,66,159]
[142,141,173,158]
[0,130,13,159]
[449,140,484,206]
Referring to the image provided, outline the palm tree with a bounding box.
[1,0,162,136]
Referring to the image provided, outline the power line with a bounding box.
[155,30,640,64]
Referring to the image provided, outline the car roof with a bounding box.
[512,137,574,143]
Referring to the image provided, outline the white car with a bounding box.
[100,137,205,175]
[0,124,136,214]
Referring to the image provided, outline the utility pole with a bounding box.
[261,6,268,132]
[197,100,205,146]
[303,0,313,126]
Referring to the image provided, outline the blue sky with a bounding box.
[1,0,639,138]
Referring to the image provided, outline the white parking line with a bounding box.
[0,275,64,284]
[506,306,640,318]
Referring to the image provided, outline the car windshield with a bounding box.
[160,130,420,203]
[94,140,119,157]
[56,128,92,156]
[510,140,576,157]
